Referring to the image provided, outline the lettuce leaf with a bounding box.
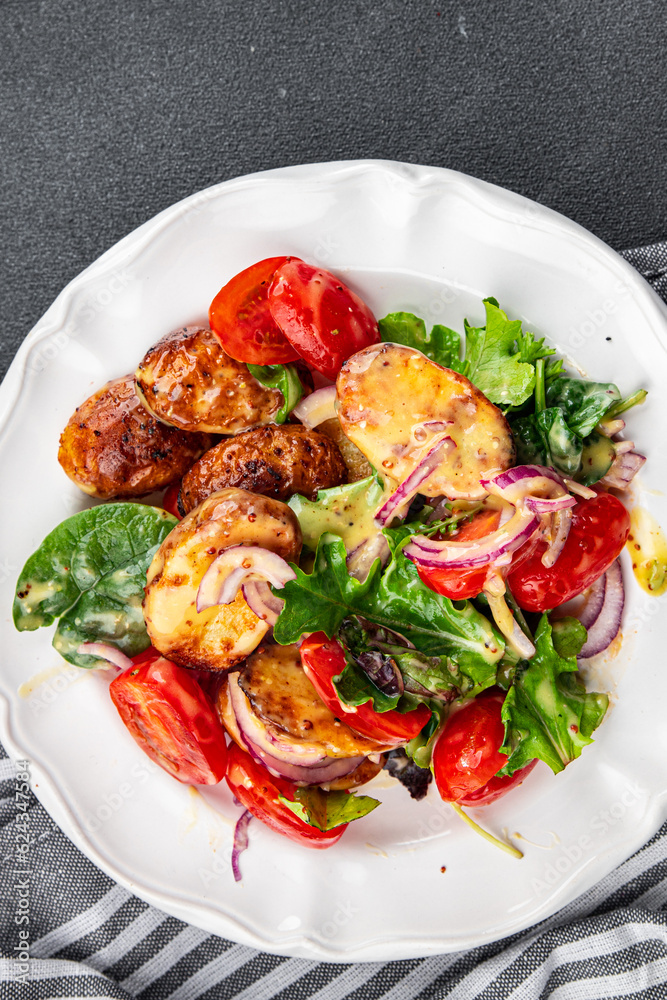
[246,363,304,423]
[498,615,608,776]
[279,787,380,830]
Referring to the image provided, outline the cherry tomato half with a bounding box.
[432,689,536,803]
[507,491,630,612]
[225,743,345,848]
[209,256,301,365]
[162,481,182,519]
[109,651,228,785]
[300,633,432,744]
[414,508,502,600]
[268,259,380,379]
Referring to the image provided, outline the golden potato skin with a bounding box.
[143,488,301,671]
[337,343,515,501]
[178,424,348,514]
[58,374,212,499]
[319,416,373,482]
[135,326,284,434]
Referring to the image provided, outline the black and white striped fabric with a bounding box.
[2,242,667,1000]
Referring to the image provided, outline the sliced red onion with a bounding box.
[484,588,536,659]
[375,436,455,526]
[599,451,646,490]
[232,809,253,882]
[574,574,607,630]
[541,508,573,568]
[241,581,284,626]
[563,478,596,500]
[77,642,133,671]
[228,672,327,766]
[242,732,364,784]
[484,465,565,491]
[597,418,626,438]
[405,506,539,569]
[291,385,337,427]
[197,545,296,614]
[525,494,576,514]
[578,560,624,659]
[346,534,390,581]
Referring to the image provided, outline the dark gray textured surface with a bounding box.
[1,0,666,376]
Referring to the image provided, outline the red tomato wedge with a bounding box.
[209,256,301,364]
[299,633,431,744]
[507,491,630,612]
[432,689,536,804]
[268,259,380,379]
[162,481,182,519]
[414,508,502,600]
[225,743,345,848]
[109,651,228,785]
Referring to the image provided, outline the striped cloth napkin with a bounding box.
[2,241,667,1000]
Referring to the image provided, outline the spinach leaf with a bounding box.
[13,504,177,668]
[378,312,463,370]
[512,408,583,476]
[546,377,621,438]
[279,787,380,830]
[273,531,503,688]
[498,615,608,776]
[246,363,304,423]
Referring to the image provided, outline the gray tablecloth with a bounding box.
[1,242,666,999]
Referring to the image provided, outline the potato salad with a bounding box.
[13,256,647,869]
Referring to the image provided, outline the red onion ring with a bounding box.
[196,545,296,613]
[241,581,284,626]
[375,436,455,527]
[346,534,390,581]
[405,505,539,569]
[541,508,573,568]
[484,590,536,659]
[578,560,625,659]
[241,731,365,784]
[563,478,596,500]
[232,809,253,882]
[291,385,337,428]
[227,672,328,766]
[484,465,565,491]
[600,451,646,490]
[76,642,133,671]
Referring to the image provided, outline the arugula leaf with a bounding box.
[498,615,608,776]
[279,787,380,830]
[14,504,177,668]
[246,363,304,423]
[274,531,503,688]
[545,377,621,438]
[461,299,536,407]
[378,312,463,370]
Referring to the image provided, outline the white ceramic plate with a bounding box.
[2,161,667,962]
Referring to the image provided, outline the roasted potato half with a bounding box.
[337,343,515,500]
[135,325,284,434]
[58,374,212,499]
[143,488,301,671]
[318,416,373,482]
[178,424,348,514]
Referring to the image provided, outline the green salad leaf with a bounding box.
[13,503,177,668]
[545,377,621,438]
[512,408,583,475]
[279,787,380,830]
[273,530,503,689]
[246,363,304,423]
[378,312,463,371]
[498,615,608,776]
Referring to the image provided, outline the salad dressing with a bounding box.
[626,507,667,596]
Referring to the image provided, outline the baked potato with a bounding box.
[337,342,515,500]
[58,374,212,499]
[178,423,348,514]
[135,325,284,434]
[318,416,373,482]
[143,488,301,671]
